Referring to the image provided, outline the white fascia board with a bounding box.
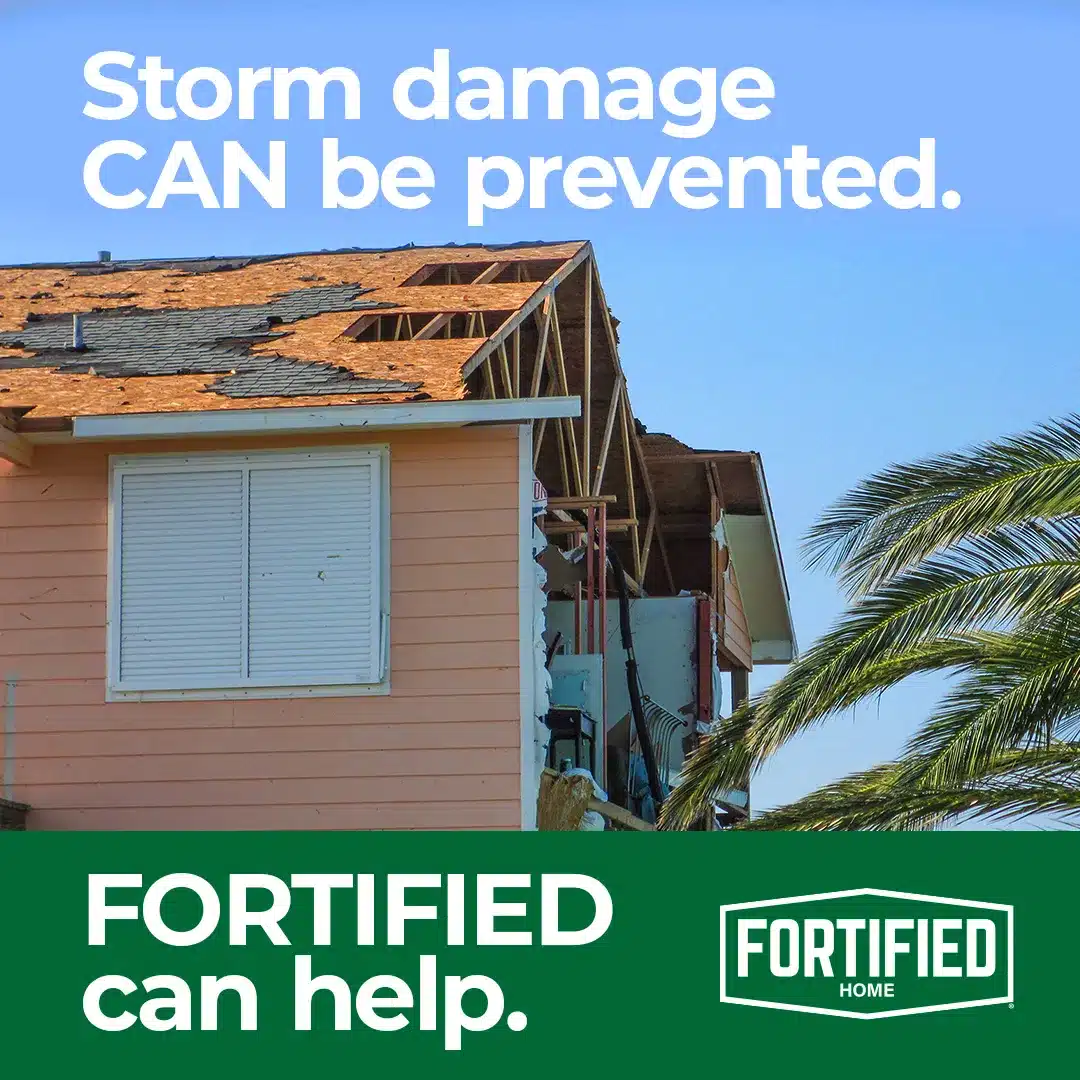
[749,453,798,659]
[72,396,581,441]
[751,639,796,665]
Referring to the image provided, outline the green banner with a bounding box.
[0,833,1066,1075]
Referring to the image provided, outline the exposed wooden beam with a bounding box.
[546,495,618,508]
[708,461,727,511]
[0,416,32,467]
[618,391,642,581]
[583,262,593,501]
[340,313,380,339]
[472,261,511,284]
[482,356,497,398]
[631,427,676,593]
[646,452,753,465]
[414,313,453,340]
[641,508,657,583]
[543,519,634,536]
[532,418,548,469]
[532,354,554,468]
[399,263,442,287]
[512,327,521,397]
[555,407,572,496]
[591,374,625,496]
[497,342,514,398]
[530,300,552,398]
[460,243,591,382]
[549,295,583,496]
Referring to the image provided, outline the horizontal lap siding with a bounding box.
[722,571,754,671]
[0,428,522,831]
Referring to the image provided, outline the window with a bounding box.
[107,447,388,698]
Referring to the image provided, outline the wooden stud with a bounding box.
[555,407,572,496]
[546,495,618,508]
[414,313,452,340]
[341,313,380,339]
[592,373,624,496]
[641,508,657,584]
[583,262,593,500]
[543,519,634,536]
[629,415,676,593]
[533,417,548,469]
[530,300,552,398]
[618,390,642,582]
[473,261,510,284]
[646,451,752,465]
[512,327,521,397]
[497,342,514,397]
[549,295,584,495]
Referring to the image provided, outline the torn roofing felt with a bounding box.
[0,284,421,398]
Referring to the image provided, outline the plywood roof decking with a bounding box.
[0,242,585,420]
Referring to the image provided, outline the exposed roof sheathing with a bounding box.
[0,241,584,419]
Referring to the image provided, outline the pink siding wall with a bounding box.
[0,427,523,830]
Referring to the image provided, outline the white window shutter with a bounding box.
[246,461,381,685]
[118,469,244,686]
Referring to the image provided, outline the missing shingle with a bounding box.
[0,284,408,398]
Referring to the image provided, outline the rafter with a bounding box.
[530,300,552,399]
[618,392,642,581]
[583,266,593,500]
[549,295,584,496]
[592,374,624,496]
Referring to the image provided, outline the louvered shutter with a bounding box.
[246,460,381,685]
[117,469,244,687]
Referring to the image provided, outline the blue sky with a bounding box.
[1,0,1077,812]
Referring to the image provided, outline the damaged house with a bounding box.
[0,240,794,831]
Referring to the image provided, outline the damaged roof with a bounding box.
[0,241,585,419]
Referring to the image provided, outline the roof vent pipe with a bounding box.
[97,250,111,263]
[72,314,85,351]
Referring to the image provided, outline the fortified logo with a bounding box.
[719,888,1013,1019]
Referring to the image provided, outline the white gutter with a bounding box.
[71,395,581,441]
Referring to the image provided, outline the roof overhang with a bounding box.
[723,455,797,665]
[68,395,580,442]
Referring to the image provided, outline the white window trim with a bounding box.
[106,444,391,702]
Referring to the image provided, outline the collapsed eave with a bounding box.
[640,438,797,664]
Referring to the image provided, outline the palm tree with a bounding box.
[661,415,1080,831]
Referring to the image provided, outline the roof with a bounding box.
[0,241,585,421]
[0,238,796,656]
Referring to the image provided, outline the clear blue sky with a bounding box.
[1,0,1077,812]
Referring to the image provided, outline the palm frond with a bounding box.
[804,415,1080,595]
[746,744,1080,831]
[658,637,986,830]
[896,620,1080,788]
[668,415,1080,832]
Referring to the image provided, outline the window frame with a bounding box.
[106,444,391,702]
